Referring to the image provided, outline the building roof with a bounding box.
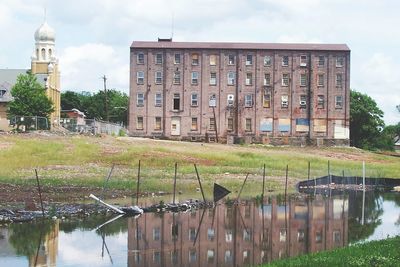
[0,69,47,103]
[131,41,350,52]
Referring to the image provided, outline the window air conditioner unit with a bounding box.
[300,63,307,67]
[300,101,306,106]
[282,101,288,107]
[227,95,234,106]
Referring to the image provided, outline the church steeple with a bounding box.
[32,19,57,64]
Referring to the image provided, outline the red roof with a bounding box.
[131,41,350,52]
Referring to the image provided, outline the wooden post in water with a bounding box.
[284,165,288,203]
[328,160,331,184]
[262,164,266,198]
[362,161,366,191]
[34,169,45,218]
[173,162,177,204]
[194,164,206,202]
[136,160,141,206]
[307,161,310,181]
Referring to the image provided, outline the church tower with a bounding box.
[31,20,61,126]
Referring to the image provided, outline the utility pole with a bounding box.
[102,75,109,121]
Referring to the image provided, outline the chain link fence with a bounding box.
[9,116,49,131]
[60,118,127,136]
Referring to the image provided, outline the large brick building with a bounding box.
[129,40,350,145]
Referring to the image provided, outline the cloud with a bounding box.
[59,43,129,93]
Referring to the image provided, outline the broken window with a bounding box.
[317,95,325,109]
[246,72,252,85]
[173,93,180,110]
[281,95,288,108]
[264,73,271,86]
[264,55,272,66]
[209,94,216,107]
[300,55,307,66]
[246,54,253,65]
[300,95,307,108]
[227,118,233,131]
[192,53,199,65]
[263,90,271,108]
[228,54,235,65]
[282,56,289,66]
[209,55,217,65]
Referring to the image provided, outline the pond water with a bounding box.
[0,191,399,267]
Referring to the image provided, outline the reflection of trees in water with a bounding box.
[348,191,383,243]
[9,220,54,257]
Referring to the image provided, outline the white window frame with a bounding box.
[173,71,181,84]
[264,73,271,86]
[336,73,343,87]
[155,93,162,107]
[137,93,144,106]
[282,73,289,86]
[191,93,198,107]
[227,94,234,106]
[137,116,144,130]
[137,71,144,84]
[155,53,163,64]
[245,94,253,107]
[210,72,217,85]
[246,54,253,65]
[155,117,162,130]
[209,94,216,107]
[281,95,289,108]
[317,95,325,109]
[174,53,181,64]
[191,72,199,85]
[245,72,252,86]
[245,118,252,131]
[300,55,307,67]
[335,95,343,109]
[137,53,144,64]
[318,56,325,66]
[155,71,163,84]
[227,71,235,85]
[191,117,198,131]
[300,95,307,108]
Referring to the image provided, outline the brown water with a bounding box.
[0,191,399,266]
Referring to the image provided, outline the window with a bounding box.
[41,48,46,60]
[227,118,233,131]
[209,55,217,65]
[191,117,198,131]
[282,56,289,66]
[207,228,215,241]
[189,228,196,241]
[264,73,271,86]
[192,53,199,65]
[0,89,6,98]
[137,93,144,106]
[336,73,343,87]
[137,71,144,84]
[336,56,344,67]
[300,95,307,108]
[279,229,286,242]
[155,53,163,64]
[191,72,199,85]
[317,95,325,109]
[137,116,143,130]
[191,93,198,106]
[155,71,163,84]
[245,118,252,131]
[174,53,181,64]
[318,74,324,87]
[207,249,215,263]
[246,54,253,65]
[264,55,272,66]
[189,250,197,263]
[335,95,343,109]
[333,230,341,243]
[281,95,288,108]
[209,118,215,131]
[318,56,325,66]
[300,73,307,86]
[173,93,180,110]
[155,117,161,130]
[245,94,253,107]
[263,90,271,108]
[227,94,234,106]
[228,54,235,65]
[137,53,144,64]
[173,71,181,84]
[210,72,217,85]
[282,73,289,86]
[227,71,235,85]
[155,93,162,107]
[245,73,253,85]
[209,94,216,107]
[316,231,322,243]
[298,230,305,242]
[300,55,307,66]
[243,229,251,241]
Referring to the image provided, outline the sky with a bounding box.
[0,0,399,124]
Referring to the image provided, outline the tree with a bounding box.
[61,91,85,111]
[7,72,54,129]
[350,90,385,150]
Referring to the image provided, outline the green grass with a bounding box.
[263,236,400,267]
[0,134,399,193]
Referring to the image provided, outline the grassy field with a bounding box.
[0,133,399,194]
[264,236,400,266]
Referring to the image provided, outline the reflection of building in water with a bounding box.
[128,195,348,266]
[29,221,59,267]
